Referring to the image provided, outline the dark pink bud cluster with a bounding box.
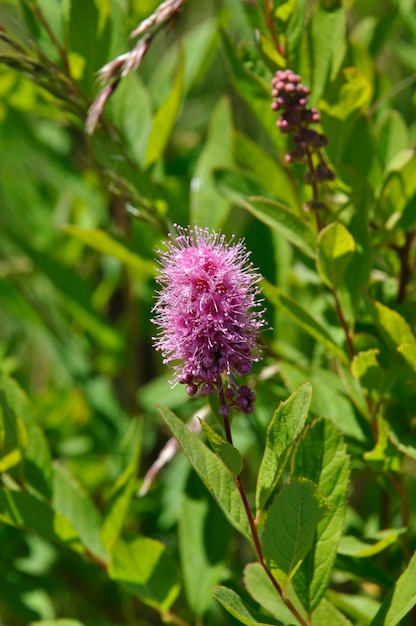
[152,225,267,415]
[271,69,334,183]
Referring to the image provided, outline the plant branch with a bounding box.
[220,390,309,626]
[395,230,415,304]
[331,287,355,360]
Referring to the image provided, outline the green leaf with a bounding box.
[0,392,27,472]
[369,300,416,350]
[262,478,329,580]
[156,404,251,542]
[104,74,153,167]
[109,536,180,612]
[52,462,107,562]
[68,0,99,92]
[220,31,281,146]
[244,563,306,624]
[190,97,233,229]
[213,585,280,626]
[351,349,383,396]
[0,487,80,550]
[10,235,121,350]
[200,420,243,476]
[179,472,231,616]
[370,551,416,626]
[291,419,350,610]
[377,109,409,172]
[286,0,306,69]
[61,225,155,278]
[320,68,372,119]
[256,383,312,511]
[317,222,356,289]
[338,528,407,558]
[29,618,86,626]
[101,419,142,552]
[398,343,416,374]
[262,281,348,363]
[0,370,51,497]
[310,5,347,105]
[215,169,315,257]
[233,131,299,209]
[241,197,316,259]
[145,50,184,167]
[312,597,353,625]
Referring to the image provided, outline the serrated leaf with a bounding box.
[262,478,329,580]
[370,551,416,626]
[200,420,243,476]
[179,472,231,616]
[190,97,233,228]
[156,404,251,542]
[256,383,312,511]
[213,585,280,625]
[61,225,155,278]
[52,462,107,562]
[244,563,306,624]
[369,300,416,349]
[317,222,356,289]
[291,419,350,610]
[145,50,184,167]
[262,281,348,363]
[109,536,180,611]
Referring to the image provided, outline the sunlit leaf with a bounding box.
[317,222,356,289]
[109,536,180,611]
[61,225,155,278]
[371,552,416,626]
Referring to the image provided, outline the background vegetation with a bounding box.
[0,1,416,625]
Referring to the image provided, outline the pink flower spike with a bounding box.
[151,225,267,411]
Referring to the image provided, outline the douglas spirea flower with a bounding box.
[152,225,267,415]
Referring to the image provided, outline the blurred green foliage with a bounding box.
[0,0,416,625]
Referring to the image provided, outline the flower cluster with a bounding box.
[152,226,266,415]
[271,69,334,183]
